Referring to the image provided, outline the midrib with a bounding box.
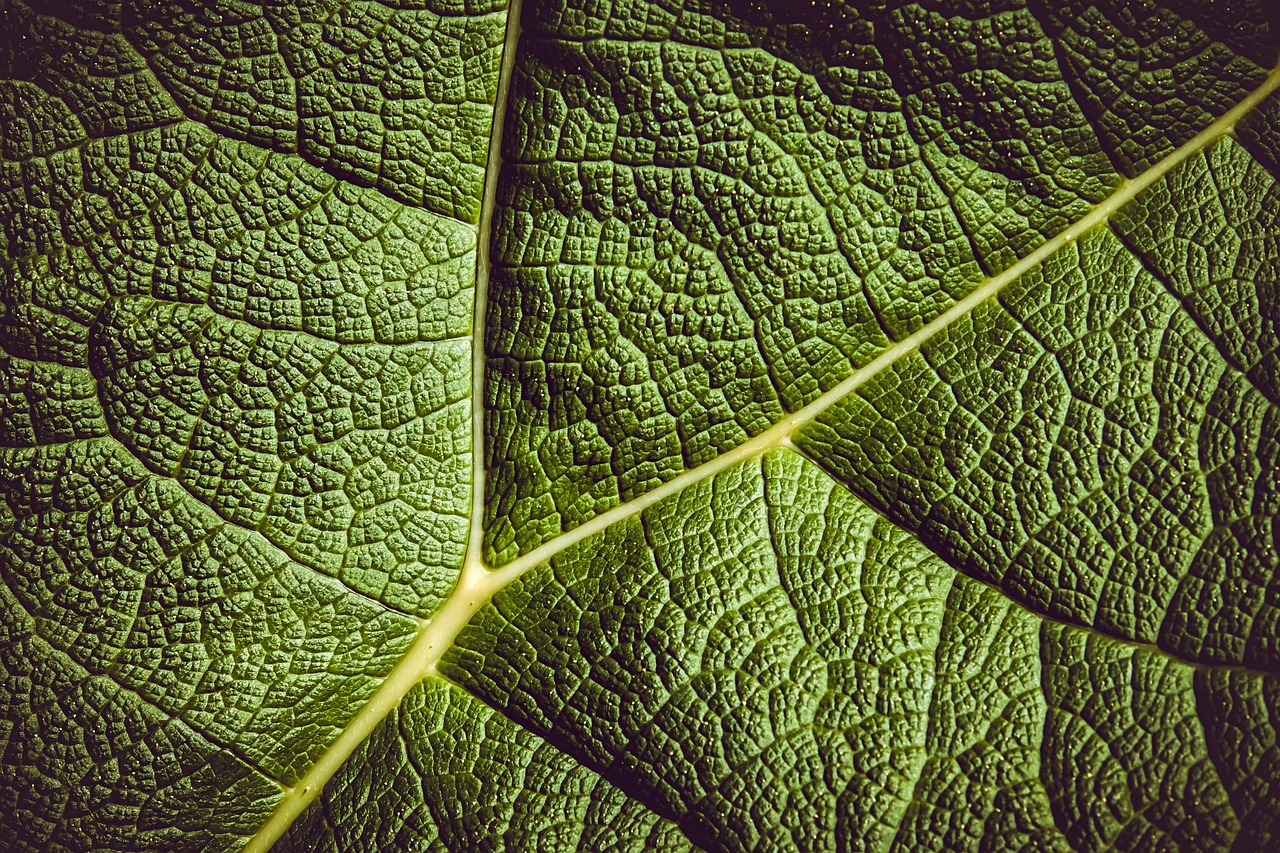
[240,25,1280,849]
[240,0,526,844]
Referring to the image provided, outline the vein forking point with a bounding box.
[239,46,1280,853]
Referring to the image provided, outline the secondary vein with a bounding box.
[239,48,1280,853]
[239,0,525,848]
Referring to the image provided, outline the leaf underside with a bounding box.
[1,0,1279,851]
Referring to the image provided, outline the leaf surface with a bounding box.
[1,0,1279,851]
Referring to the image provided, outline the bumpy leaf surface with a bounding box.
[1,0,1279,851]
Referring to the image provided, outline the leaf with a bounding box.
[1,0,1278,851]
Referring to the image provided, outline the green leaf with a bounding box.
[1,0,1278,850]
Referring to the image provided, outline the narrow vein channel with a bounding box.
[241,51,1280,853]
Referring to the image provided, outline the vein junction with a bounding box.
[240,40,1280,853]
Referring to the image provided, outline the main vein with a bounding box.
[240,0,525,847]
[241,49,1280,852]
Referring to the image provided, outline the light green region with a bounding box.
[455,450,952,851]
[1,28,477,615]
[277,677,691,852]
[0,439,419,784]
[440,450,1259,851]
[483,0,982,564]
[121,0,509,222]
[0,0,496,846]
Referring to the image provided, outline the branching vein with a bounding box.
[239,40,1280,853]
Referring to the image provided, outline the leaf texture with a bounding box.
[1,0,1279,851]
